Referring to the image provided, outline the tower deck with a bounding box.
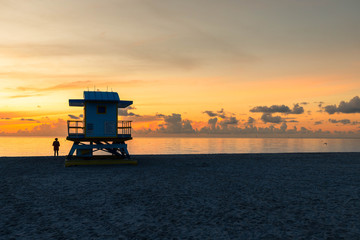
[66,134,132,142]
[67,120,132,142]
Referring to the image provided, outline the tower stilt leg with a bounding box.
[65,141,135,167]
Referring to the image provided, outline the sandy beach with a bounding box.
[1,153,360,239]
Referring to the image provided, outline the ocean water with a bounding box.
[0,136,359,157]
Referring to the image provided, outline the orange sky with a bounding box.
[0,0,359,137]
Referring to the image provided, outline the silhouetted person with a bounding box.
[53,138,60,156]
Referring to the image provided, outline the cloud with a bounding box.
[157,113,195,133]
[11,119,67,136]
[219,116,239,129]
[131,114,163,123]
[247,116,255,124]
[291,104,304,114]
[324,96,360,114]
[250,104,304,114]
[203,111,217,117]
[20,118,36,121]
[280,122,287,132]
[133,109,359,138]
[324,105,337,115]
[68,114,80,120]
[315,101,325,108]
[9,94,43,98]
[203,109,225,118]
[328,119,352,125]
[7,80,149,98]
[261,113,283,124]
[1,118,11,120]
[300,127,310,134]
[208,117,218,130]
[14,80,93,93]
[138,1,257,67]
[216,109,226,118]
[250,105,290,114]
[118,109,139,117]
[203,108,240,130]
[314,121,323,125]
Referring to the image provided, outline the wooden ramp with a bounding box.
[65,156,137,167]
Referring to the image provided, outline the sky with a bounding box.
[0,0,359,137]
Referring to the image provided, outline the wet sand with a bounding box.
[1,153,360,239]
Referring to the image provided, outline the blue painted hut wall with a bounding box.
[85,102,118,137]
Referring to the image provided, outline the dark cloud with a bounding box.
[261,113,283,124]
[291,104,304,114]
[314,101,324,108]
[324,105,337,115]
[286,120,299,123]
[247,116,255,124]
[250,105,291,114]
[300,127,310,133]
[203,109,225,118]
[1,118,11,120]
[219,116,239,129]
[216,109,226,118]
[68,114,80,120]
[118,109,139,117]
[328,119,351,125]
[201,110,240,133]
[324,96,360,114]
[157,113,195,133]
[208,117,218,130]
[314,121,323,125]
[182,120,194,133]
[203,111,217,117]
[20,118,36,121]
[130,114,163,123]
[250,104,304,114]
[280,122,287,132]
[300,102,309,105]
[68,114,83,120]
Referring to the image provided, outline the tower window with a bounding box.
[97,106,106,114]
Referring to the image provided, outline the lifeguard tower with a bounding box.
[65,91,135,167]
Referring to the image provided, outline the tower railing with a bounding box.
[118,121,132,136]
[67,120,132,137]
[67,120,84,136]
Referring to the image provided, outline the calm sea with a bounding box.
[0,136,359,157]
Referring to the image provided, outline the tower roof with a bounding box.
[69,91,133,108]
[84,91,120,102]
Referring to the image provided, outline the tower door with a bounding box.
[105,121,117,136]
